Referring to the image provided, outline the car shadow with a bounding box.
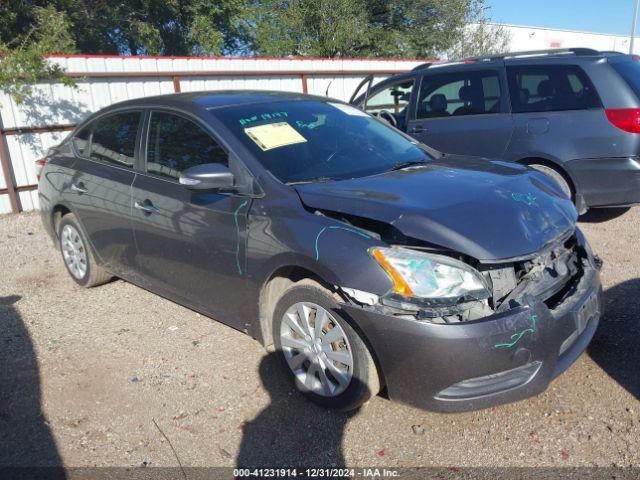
[0,295,65,478]
[579,207,631,223]
[588,279,640,401]
[236,352,362,468]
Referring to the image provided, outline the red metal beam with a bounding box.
[0,184,37,195]
[0,128,20,213]
[172,75,181,93]
[63,69,407,79]
[1,124,76,136]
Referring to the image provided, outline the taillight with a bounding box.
[605,108,640,133]
[35,158,46,181]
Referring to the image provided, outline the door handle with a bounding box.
[70,183,88,194]
[408,125,425,134]
[134,200,159,214]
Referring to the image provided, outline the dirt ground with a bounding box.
[0,208,638,471]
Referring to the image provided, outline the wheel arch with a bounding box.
[517,156,577,196]
[257,262,388,391]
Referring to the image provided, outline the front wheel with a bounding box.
[272,280,380,411]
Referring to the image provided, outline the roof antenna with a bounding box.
[325,81,333,97]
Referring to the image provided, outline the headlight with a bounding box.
[370,247,490,304]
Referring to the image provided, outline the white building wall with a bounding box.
[501,23,638,54]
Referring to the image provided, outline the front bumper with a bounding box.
[566,156,640,208]
[342,263,602,412]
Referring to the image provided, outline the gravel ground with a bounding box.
[0,208,638,470]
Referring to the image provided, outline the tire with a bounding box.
[528,163,573,200]
[272,279,380,411]
[58,213,112,288]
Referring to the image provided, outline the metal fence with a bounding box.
[0,54,427,214]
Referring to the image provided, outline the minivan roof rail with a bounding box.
[411,48,601,71]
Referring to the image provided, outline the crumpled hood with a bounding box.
[295,156,578,261]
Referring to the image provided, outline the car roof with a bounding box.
[99,90,335,114]
[410,48,629,72]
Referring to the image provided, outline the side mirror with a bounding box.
[179,163,234,191]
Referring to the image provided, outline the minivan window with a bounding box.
[90,112,141,168]
[146,112,228,181]
[507,65,601,113]
[416,70,503,119]
[610,59,640,99]
[210,100,430,184]
[364,80,414,116]
[72,125,91,157]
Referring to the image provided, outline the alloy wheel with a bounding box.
[280,302,353,397]
[61,224,87,280]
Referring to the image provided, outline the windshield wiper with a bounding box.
[389,160,428,171]
[286,176,334,186]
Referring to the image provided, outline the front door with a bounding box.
[130,111,250,324]
[406,69,513,158]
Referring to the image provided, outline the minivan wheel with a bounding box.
[528,163,573,200]
[272,279,380,411]
[58,213,112,287]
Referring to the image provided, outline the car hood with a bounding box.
[294,156,577,261]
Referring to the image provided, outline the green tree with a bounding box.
[252,0,373,57]
[0,5,77,103]
[252,0,509,59]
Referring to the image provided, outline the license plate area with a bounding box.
[576,290,599,335]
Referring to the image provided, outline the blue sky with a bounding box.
[487,0,637,35]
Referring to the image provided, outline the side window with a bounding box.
[507,65,601,113]
[364,80,414,116]
[90,112,141,168]
[417,70,504,119]
[72,125,92,157]
[146,112,228,181]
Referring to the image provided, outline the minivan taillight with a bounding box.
[605,108,640,133]
[35,158,46,181]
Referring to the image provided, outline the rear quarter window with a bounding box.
[507,65,601,113]
[611,60,640,98]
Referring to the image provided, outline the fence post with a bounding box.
[0,121,20,214]
[172,75,181,93]
[300,74,308,94]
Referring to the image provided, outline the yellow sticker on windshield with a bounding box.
[244,122,307,151]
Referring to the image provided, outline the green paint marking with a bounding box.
[239,111,288,126]
[511,192,537,206]
[494,315,538,348]
[234,199,250,275]
[314,226,372,261]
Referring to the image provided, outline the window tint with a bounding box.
[146,112,227,181]
[364,80,414,116]
[72,125,91,157]
[507,65,601,113]
[90,112,140,168]
[417,70,503,119]
[210,100,430,184]
[611,59,640,99]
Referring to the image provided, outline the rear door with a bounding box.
[504,64,604,161]
[67,110,141,277]
[406,68,513,157]
[130,110,249,322]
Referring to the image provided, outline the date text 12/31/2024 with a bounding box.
[234,468,401,478]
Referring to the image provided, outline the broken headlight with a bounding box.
[370,247,490,305]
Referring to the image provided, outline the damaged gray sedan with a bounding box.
[38,91,603,412]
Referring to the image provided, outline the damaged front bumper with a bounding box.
[340,262,602,412]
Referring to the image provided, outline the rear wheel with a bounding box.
[527,163,573,200]
[58,213,112,287]
[272,279,380,411]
